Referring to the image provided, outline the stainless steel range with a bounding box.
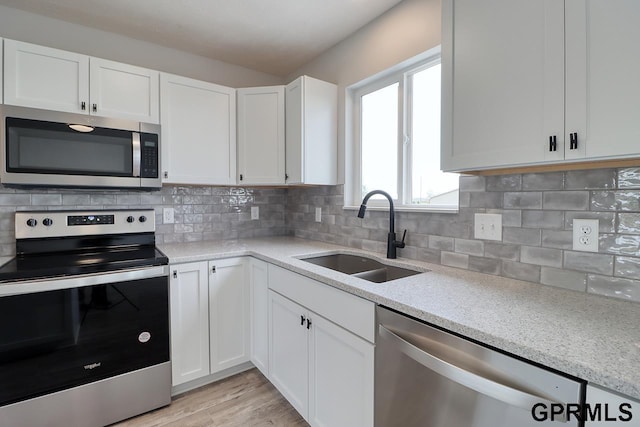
[0,209,170,427]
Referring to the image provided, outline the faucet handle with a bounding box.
[397,229,407,248]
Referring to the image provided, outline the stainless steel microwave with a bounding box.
[1,105,161,189]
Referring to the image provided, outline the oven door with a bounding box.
[0,105,160,188]
[0,266,169,407]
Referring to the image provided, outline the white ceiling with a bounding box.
[0,0,404,76]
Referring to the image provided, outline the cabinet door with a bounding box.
[441,0,565,171]
[160,73,236,185]
[585,384,639,426]
[169,262,210,386]
[237,86,285,185]
[566,0,640,160]
[249,258,269,377]
[268,290,309,419]
[208,258,249,374]
[89,57,159,123]
[3,39,89,114]
[308,314,374,427]
[285,76,338,185]
[0,39,4,103]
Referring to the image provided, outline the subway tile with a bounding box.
[503,227,541,246]
[484,242,520,260]
[62,194,91,206]
[587,274,640,303]
[503,192,542,210]
[454,238,484,256]
[543,191,589,210]
[522,172,564,191]
[441,251,469,269]
[599,234,640,256]
[418,248,441,264]
[614,256,640,278]
[31,194,62,205]
[618,167,640,189]
[565,169,616,190]
[564,251,614,275]
[520,246,563,268]
[486,209,522,227]
[486,175,521,191]
[116,194,141,205]
[406,233,429,249]
[590,191,618,211]
[458,192,471,207]
[428,235,455,251]
[522,210,564,229]
[90,194,117,205]
[615,191,640,211]
[540,267,587,292]
[0,194,31,206]
[565,211,615,233]
[468,256,501,275]
[467,192,503,209]
[618,213,640,234]
[541,230,573,250]
[459,175,485,192]
[502,260,541,283]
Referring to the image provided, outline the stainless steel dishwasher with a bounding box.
[376,306,585,427]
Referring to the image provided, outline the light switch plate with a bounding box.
[315,207,322,222]
[163,207,175,224]
[572,219,599,252]
[474,213,502,241]
[251,206,259,220]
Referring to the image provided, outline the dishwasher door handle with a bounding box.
[379,325,568,423]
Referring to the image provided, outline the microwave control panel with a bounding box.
[141,134,159,178]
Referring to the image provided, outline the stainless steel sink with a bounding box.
[301,253,422,283]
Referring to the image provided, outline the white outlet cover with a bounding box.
[572,219,599,252]
[315,207,322,222]
[163,207,175,224]
[474,213,502,241]
[251,206,259,220]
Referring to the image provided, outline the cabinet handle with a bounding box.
[211,266,216,274]
[306,318,312,329]
[163,171,169,179]
[173,270,177,279]
[569,132,578,150]
[92,103,97,112]
[300,315,306,326]
[548,135,557,152]
[285,173,289,181]
[81,101,86,111]
[239,174,244,181]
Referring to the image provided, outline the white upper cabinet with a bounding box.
[160,73,236,185]
[236,86,286,185]
[565,0,640,160]
[285,76,338,185]
[442,0,640,172]
[0,39,4,103]
[441,0,564,172]
[3,39,159,123]
[4,39,90,114]
[90,58,159,123]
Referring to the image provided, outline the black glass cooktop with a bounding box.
[0,245,168,284]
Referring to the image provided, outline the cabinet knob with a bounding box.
[300,315,306,326]
[549,135,557,152]
[92,103,97,112]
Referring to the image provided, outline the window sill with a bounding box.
[343,205,458,214]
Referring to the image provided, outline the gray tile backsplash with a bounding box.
[2,166,639,304]
[286,167,640,304]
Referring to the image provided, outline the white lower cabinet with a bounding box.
[585,385,639,426]
[249,258,270,377]
[267,265,375,427]
[169,258,249,387]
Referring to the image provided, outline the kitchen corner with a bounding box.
[158,235,640,401]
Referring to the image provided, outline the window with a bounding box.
[351,50,459,210]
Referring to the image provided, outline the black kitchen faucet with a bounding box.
[357,190,406,259]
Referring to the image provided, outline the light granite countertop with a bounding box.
[159,236,640,401]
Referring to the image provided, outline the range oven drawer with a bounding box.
[0,275,169,407]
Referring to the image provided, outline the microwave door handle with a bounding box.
[132,132,141,177]
[378,325,568,423]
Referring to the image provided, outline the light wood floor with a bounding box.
[112,369,309,427]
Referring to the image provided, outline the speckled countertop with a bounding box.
[159,236,640,401]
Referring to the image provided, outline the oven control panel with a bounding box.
[16,210,156,239]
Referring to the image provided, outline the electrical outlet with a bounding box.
[474,213,502,241]
[251,206,259,220]
[572,219,599,252]
[163,207,175,224]
[315,207,322,222]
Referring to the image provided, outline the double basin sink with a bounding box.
[300,253,423,283]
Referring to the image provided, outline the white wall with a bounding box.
[286,0,441,187]
[0,5,283,88]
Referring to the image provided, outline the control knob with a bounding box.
[138,215,147,223]
[26,218,37,227]
[43,218,53,226]
[126,216,135,223]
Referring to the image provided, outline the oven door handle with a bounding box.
[379,325,568,422]
[0,265,168,297]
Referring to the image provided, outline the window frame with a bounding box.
[347,46,457,212]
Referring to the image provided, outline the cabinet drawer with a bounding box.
[268,264,375,342]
